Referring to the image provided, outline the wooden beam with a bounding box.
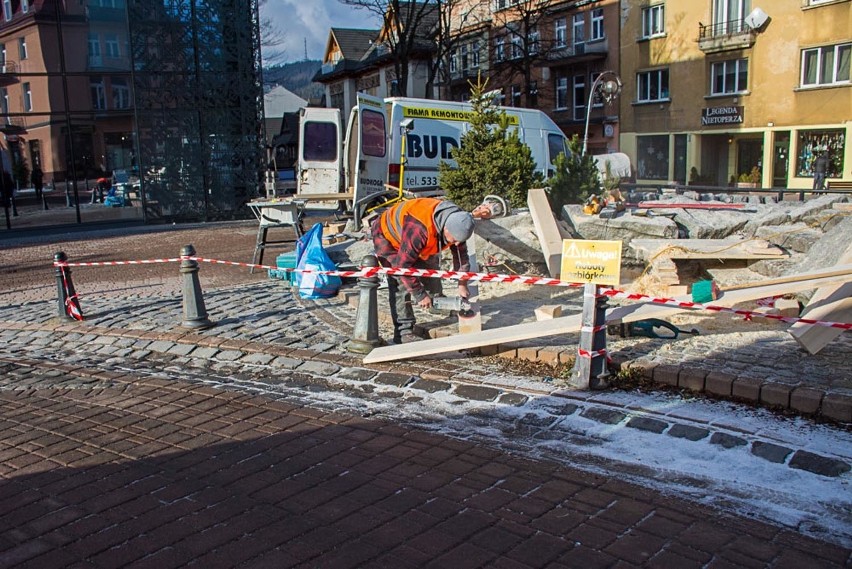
[362,265,852,364]
[527,188,563,278]
[788,244,852,354]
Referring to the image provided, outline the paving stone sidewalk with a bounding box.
[1,222,851,566]
[1,354,849,568]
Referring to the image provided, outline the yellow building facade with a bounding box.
[619,0,850,190]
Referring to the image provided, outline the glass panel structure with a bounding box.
[0,0,263,231]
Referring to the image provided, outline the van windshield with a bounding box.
[548,133,570,163]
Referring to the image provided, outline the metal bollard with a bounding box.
[347,254,383,353]
[568,283,611,390]
[54,251,83,321]
[180,245,214,329]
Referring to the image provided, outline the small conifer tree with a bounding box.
[545,135,601,214]
[439,78,542,211]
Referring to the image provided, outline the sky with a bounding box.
[261,0,382,64]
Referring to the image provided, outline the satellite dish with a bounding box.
[744,7,769,30]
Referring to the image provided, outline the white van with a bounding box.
[297,93,570,216]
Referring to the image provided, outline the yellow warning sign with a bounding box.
[560,239,622,286]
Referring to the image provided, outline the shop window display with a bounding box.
[796,130,844,178]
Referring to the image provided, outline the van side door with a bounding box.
[352,93,389,214]
[298,107,342,196]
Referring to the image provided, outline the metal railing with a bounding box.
[698,18,750,40]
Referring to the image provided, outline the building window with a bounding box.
[796,130,845,178]
[449,49,457,74]
[471,41,480,68]
[642,4,665,38]
[0,43,5,67]
[105,34,120,58]
[637,69,670,102]
[529,80,538,108]
[555,76,568,110]
[713,0,750,35]
[511,84,521,107]
[91,79,106,110]
[554,18,566,48]
[88,33,101,57]
[22,82,32,112]
[711,58,748,94]
[112,78,131,109]
[510,34,522,59]
[573,13,585,46]
[590,8,604,41]
[1,87,8,118]
[801,43,851,87]
[2,0,11,21]
[21,0,27,13]
[495,37,505,62]
[573,75,585,121]
[638,135,669,180]
[529,26,540,55]
[18,37,27,60]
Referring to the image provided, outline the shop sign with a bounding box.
[701,106,744,126]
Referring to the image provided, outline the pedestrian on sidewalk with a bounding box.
[371,197,474,344]
[31,165,48,210]
[813,151,829,192]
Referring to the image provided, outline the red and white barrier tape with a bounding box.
[578,348,612,363]
[53,256,852,331]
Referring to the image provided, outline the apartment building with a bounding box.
[484,0,620,154]
[619,0,851,188]
[314,3,439,120]
[0,0,264,226]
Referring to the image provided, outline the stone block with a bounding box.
[653,364,680,387]
[790,387,823,415]
[759,382,793,409]
[774,298,800,318]
[731,377,763,402]
[710,432,747,449]
[535,305,562,321]
[667,424,709,441]
[789,450,851,477]
[751,442,792,464]
[821,393,852,423]
[705,371,735,397]
[678,369,707,392]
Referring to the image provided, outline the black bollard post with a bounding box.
[569,284,611,390]
[54,251,83,321]
[180,244,214,329]
[347,254,383,353]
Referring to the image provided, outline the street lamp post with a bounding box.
[582,70,622,156]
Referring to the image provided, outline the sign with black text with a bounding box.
[701,106,744,126]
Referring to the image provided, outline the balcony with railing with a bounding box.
[1,116,28,136]
[698,19,756,53]
[0,60,18,86]
[546,38,608,63]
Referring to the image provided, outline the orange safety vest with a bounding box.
[379,198,444,261]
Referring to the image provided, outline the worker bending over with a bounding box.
[371,197,475,344]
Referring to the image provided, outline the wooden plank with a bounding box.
[788,244,852,354]
[630,238,785,261]
[637,202,747,209]
[363,265,852,363]
[527,188,563,278]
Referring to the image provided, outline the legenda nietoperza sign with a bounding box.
[701,106,744,126]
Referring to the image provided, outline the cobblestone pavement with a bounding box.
[0,221,850,566]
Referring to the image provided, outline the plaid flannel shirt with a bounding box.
[372,214,470,301]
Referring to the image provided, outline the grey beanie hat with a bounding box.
[444,211,475,242]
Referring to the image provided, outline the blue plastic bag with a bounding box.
[292,223,342,299]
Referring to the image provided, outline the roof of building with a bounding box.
[329,28,379,62]
[263,86,308,118]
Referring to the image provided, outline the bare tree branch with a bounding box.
[258,0,287,65]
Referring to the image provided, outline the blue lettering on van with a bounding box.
[406,134,459,160]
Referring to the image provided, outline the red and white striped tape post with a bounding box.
[52,256,852,332]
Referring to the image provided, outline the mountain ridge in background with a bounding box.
[264,60,324,103]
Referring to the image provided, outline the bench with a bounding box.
[826,181,852,192]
